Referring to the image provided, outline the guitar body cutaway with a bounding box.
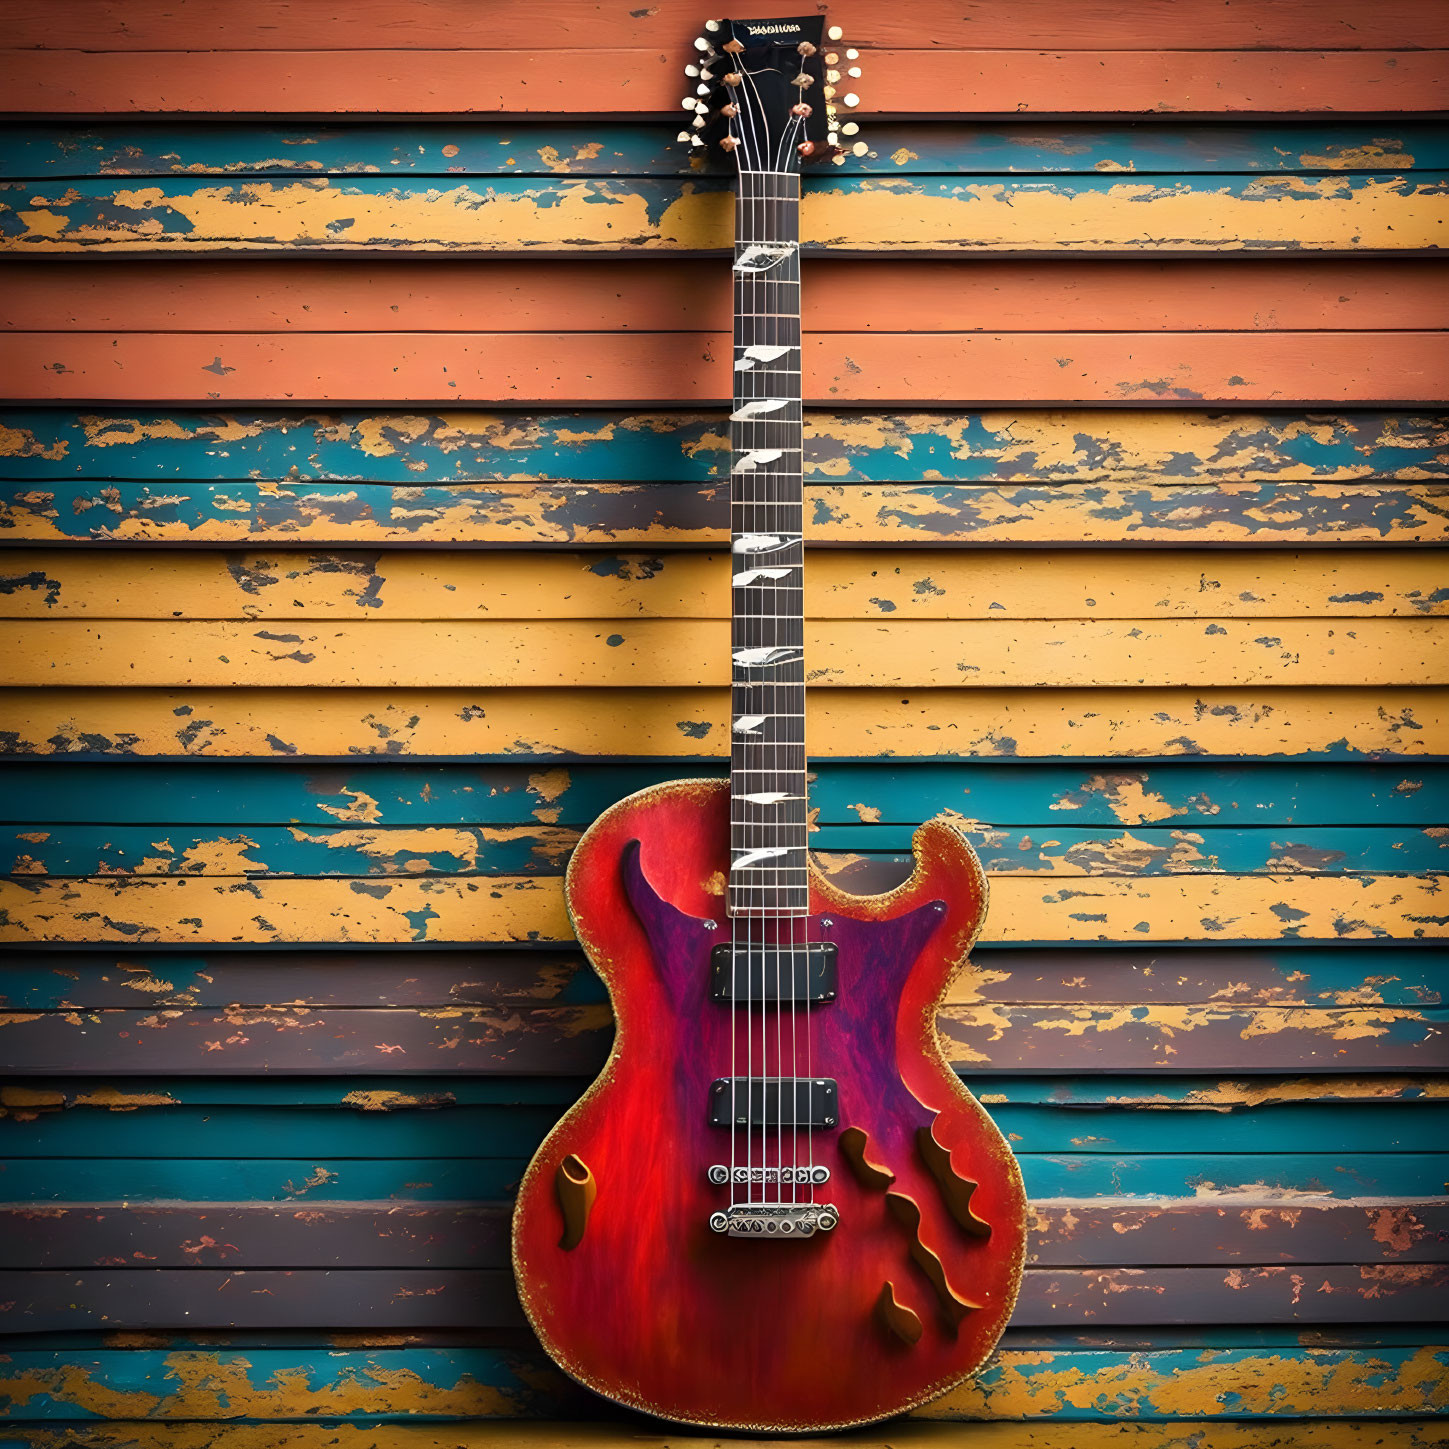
[512,779,1027,1431]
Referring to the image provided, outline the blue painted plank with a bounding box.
[2,410,1442,484]
[7,823,1442,876]
[2,1344,1446,1422]
[4,123,1446,179]
[3,1102,1444,1157]
[2,1154,1442,1202]
[4,763,1441,827]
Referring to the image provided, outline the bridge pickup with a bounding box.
[709,1078,838,1128]
[710,942,838,1004]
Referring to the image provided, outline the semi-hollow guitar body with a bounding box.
[512,779,1026,1431]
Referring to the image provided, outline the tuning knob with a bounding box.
[692,113,706,128]
[847,65,862,78]
[827,24,844,39]
[681,96,701,111]
[676,131,692,143]
[841,120,860,135]
[704,18,722,31]
[693,36,713,51]
[843,93,860,107]
[851,140,869,157]
[691,135,706,148]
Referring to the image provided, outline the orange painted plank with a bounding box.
[5,260,1447,334]
[3,48,1444,115]
[5,331,1444,405]
[3,1,1445,51]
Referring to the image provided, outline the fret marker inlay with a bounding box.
[730,398,789,420]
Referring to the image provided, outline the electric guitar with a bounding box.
[512,15,1026,1430]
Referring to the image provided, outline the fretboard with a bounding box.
[729,169,806,918]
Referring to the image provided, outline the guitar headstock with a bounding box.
[677,16,865,171]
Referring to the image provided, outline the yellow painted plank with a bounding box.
[6,1418,1447,1449]
[3,176,1443,253]
[4,550,1444,620]
[3,687,1441,759]
[5,619,1441,689]
[1,874,1440,944]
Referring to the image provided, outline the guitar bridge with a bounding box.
[708,1203,839,1237]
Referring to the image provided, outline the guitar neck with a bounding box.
[729,169,807,919]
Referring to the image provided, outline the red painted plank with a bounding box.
[4,331,1445,405]
[3,1,1444,51]
[5,260,1445,334]
[2,48,1444,115]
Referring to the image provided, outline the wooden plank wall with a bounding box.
[0,1,1446,1443]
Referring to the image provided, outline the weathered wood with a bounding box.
[3,48,1445,117]
[5,125,1449,181]
[6,1419,1449,1449]
[3,946,1440,1011]
[4,686,1441,759]
[1,1342,1446,1422]
[1,1200,1442,1271]
[5,1417,1448,1449]
[7,482,1447,547]
[7,618,1442,689]
[3,1265,1444,1331]
[7,824,1443,878]
[7,1074,1442,1111]
[2,874,1443,946]
[1,1003,1443,1074]
[7,549,1443,620]
[7,331,1447,406]
[939,1004,1449,1072]
[4,763,1437,828]
[6,409,1440,486]
[5,2,1443,52]
[8,1153,1443,1204]
[7,1101,1445,1159]
[3,174,1445,254]
[7,258,1446,333]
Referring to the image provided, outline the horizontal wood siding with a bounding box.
[0,1,1446,1441]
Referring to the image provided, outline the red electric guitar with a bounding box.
[513,15,1026,1430]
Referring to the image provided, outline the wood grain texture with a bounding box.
[1,873,1442,946]
[6,618,1441,689]
[2,1200,1443,1269]
[7,549,1443,620]
[7,482,1445,547]
[4,1419,1448,1449]
[5,331,1446,406]
[5,1,1444,51]
[5,125,1447,180]
[2,48,1445,116]
[6,409,1439,485]
[5,258,1448,333]
[3,174,1444,254]
[2,1265,1444,1331]
[4,686,1440,759]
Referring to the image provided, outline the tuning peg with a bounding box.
[691,135,706,148]
[843,93,860,107]
[824,52,838,64]
[827,25,844,40]
[685,63,699,77]
[822,85,836,99]
[831,154,846,166]
[696,82,710,95]
[841,120,860,135]
[692,112,706,128]
[851,140,869,157]
[693,36,713,51]
[676,130,692,143]
[846,65,862,78]
[846,48,859,60]
[826,69,840,83]
[827,131,839,146]
[681,96,699,111]
[704,18,722,31]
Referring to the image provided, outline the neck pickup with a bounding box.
[710,941,838,1004]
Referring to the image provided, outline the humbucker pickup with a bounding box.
[708,1077,838,1128]
[710,942,838,1004]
